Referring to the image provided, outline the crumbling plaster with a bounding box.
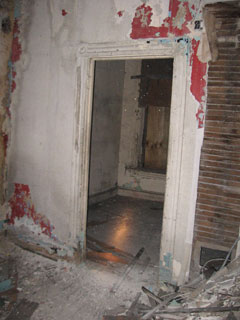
[0,0,14,217]
[5,0,234,283]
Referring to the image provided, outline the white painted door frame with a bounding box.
[70,40,198,284]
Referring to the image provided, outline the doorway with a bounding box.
[86,59,173,268]
[73,42,193,284]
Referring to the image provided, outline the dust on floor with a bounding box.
[0,235,159,320]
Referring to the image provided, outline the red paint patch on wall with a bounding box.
[117,10,124,17]
[11,36,22,63]
[190,39,207,103]
[130,0,192,39]
[8,183,54,238]
[169,1,192,36]
[11,80,16,92]
[13,18,20,34]
[11,19,22,63]
[196,104,205,129]
[131,4,168,39]
[3,134,8,158]
[62,9,68,16]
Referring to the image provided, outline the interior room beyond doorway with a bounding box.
[86,58,173,268]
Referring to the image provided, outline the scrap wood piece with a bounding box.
[103,316,138,320]
[139,257,151,274]
[6,298,39,320]
[142,286,163,306]
[126,292,142,316]
[226,311,238,320]
[110,248,144,293]
[191,255,240,300]
[87,236,134,261]
[141,305,240,320]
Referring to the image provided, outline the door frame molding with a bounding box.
[70,39,195,284]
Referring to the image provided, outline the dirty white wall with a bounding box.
[88,60,125,202]
[7,0,233,283]
[8,0,79,242]
[8,0,143,243]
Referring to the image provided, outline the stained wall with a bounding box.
[5,0,231,282]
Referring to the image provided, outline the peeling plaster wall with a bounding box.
[6,0,229,281]
[8,0,78,242]
[0,0,14,218]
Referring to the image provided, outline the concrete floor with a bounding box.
[0,196,164,320]
[87,195,163,267]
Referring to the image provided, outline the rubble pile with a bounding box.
[103,256,240,320]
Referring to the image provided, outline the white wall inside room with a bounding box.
[88,60,125,200]
[88,59,167,205]
[117,60,166,201]
[8,0,211,285]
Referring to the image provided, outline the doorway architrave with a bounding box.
[70,39,196,284]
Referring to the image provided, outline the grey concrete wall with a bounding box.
[89,61,125,199]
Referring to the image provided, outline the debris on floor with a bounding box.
[103,255,240,319]
[5,299,39,320]
[0,255,18,318]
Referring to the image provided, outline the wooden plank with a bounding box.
[144,105,170,170]
[110,248,144,293]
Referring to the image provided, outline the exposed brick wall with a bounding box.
[193,2,240,262]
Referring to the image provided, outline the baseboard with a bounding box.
[88,187,118,205]
[118,188,164,202]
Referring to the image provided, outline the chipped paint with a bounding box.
[122,178,143,192]
[8,183,55,238]
[130,0,194,39]
[159,252,173,283]
[0,0,14,207]
[190,38,207,104]
[11,18,21,63]
[62,9,68,16]
[117,10,124,17]
[10,0,23,94]
[196,103,205,129]
[130,0,207,123]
